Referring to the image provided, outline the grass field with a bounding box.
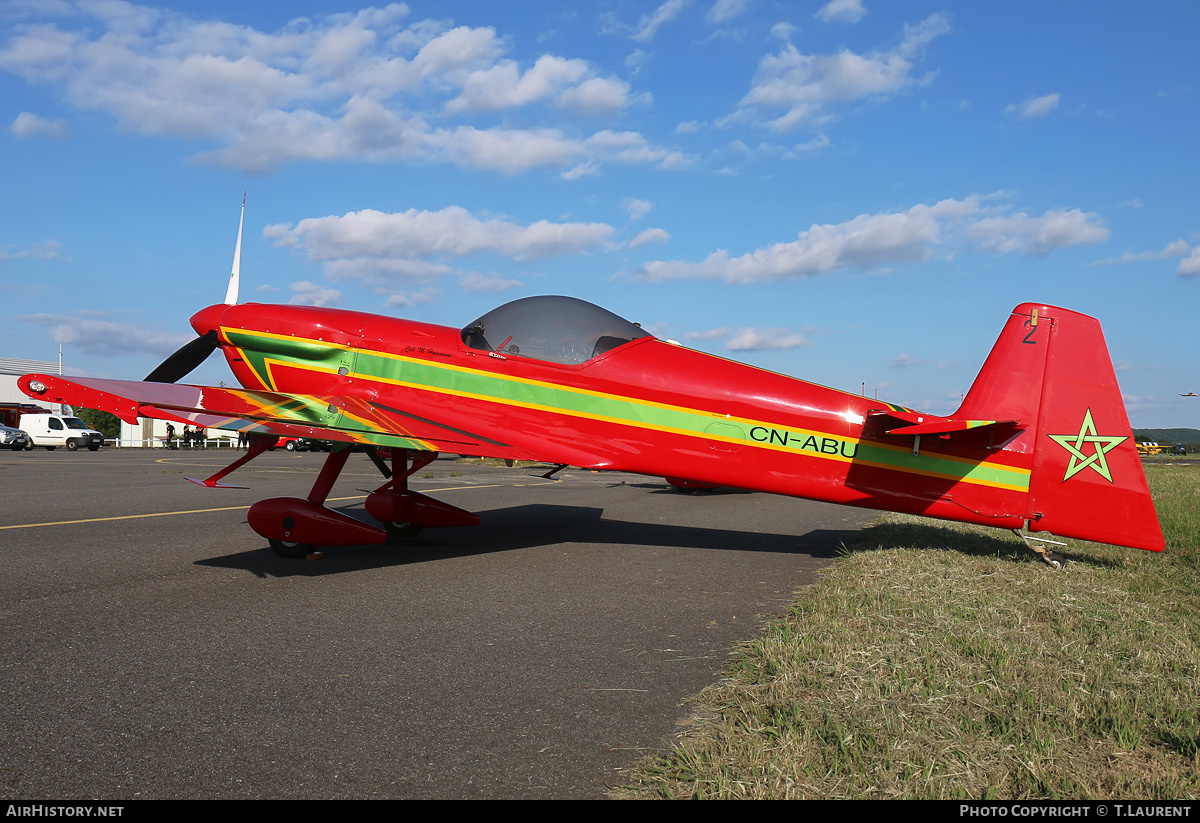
[613,464,1200,799]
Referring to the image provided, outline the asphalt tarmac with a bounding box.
[0,447,870,799]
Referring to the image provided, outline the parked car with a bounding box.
[18,413,103,451]
[0,423,30,451]
[278,436,333,452]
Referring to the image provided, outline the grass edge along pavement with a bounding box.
[612,463,1200,800]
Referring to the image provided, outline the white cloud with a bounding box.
[1178,247,1200,277]
[629,227,670,247]
[1089,239,1189,266]
[459,272,524,292]
[687,326,812,352]
[632,0,690,43]
[0,3,675,175]
[769,22,798,42]
[19,313,191,356]
[1004,93,1061,118]
[729,13,950,131]
[793,133,830,154]
[725,327,811,351]
[707,0,752,25]
[265,206,614,294]
[446,55,590,112]
[559,76,639,115]
[289,280,342,307]
[968,208,1107,255]
[561,160,599,180]
[427,125,585,174]
[0,239,63,261]
[635,195,1109,283]
[10,111,69,139]
[584,130,692,170]
[814,0,867,24]
[445,53,640,117]
[267,206,614,263]
[624,198,653,221]
[384,288,440,309]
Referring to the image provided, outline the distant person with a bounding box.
[165,423,175,449]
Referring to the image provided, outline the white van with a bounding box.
[18,414,103,451]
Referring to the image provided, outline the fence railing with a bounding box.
[103,438,239,449]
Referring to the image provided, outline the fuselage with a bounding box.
[191,301,1037,533]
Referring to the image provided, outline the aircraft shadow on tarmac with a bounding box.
[196,502,861,577]
[850,519,1117,569]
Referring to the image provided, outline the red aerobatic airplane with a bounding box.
[20,201,1164,566]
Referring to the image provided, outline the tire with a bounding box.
[44,446,55,451]
[386,522,424,538]
[24,441,33,451]
[65,439,78,451]
[88,444,100,451]
[285,441,296,451]
[268,539,315,559]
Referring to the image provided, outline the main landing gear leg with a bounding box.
[364,449,480,539]
[1014,530,1068,570]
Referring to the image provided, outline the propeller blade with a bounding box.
[225,191,245,306]
[145,330,219,383]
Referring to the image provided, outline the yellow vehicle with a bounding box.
[1136,441,1164,456]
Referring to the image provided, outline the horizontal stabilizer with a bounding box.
[869,410,1022,437]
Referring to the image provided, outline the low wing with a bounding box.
[18,373,550,461]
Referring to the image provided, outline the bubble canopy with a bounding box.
[461,295,652,365]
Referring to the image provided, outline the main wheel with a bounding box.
[386,522,424,538]
[65,439,78,451]
[268,538,315,558]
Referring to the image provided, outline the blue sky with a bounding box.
[2,0,1197,427]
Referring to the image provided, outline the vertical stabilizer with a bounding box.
[957,304,1163,552]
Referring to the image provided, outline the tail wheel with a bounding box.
[268,539,315,559]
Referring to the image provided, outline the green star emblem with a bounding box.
[1047,408,1128,482]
